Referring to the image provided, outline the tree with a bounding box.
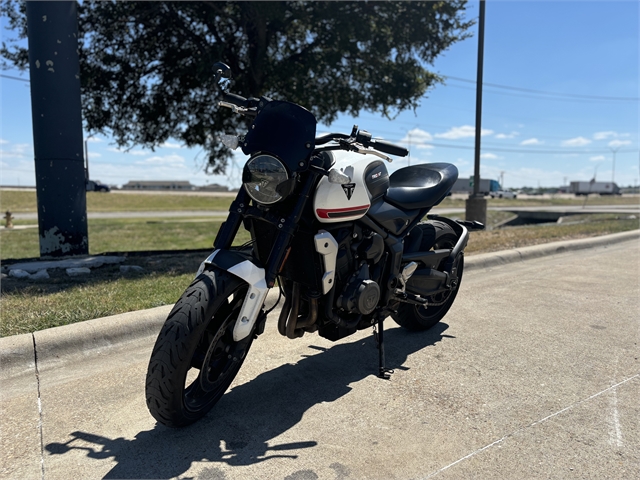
[2,1,473,173]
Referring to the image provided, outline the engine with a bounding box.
[337,263,380,315]
[333,226,385,316]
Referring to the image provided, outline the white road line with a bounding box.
[609,385,623,447]
[422,373,639,479]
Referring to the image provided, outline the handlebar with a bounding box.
[218,92,409,159]
[369,139,408,157]
[222,92,249,107]
[314,130,409,158]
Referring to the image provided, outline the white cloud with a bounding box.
[589,155,606,162]
[136,154,186,166]
[0,143,32,160]
[480,153,500,159]
[107,147,152,156]
[495,132,519,139]
[608,139,632,148]
[399,128,434,149]
[561,137,591,147]
[0,139,8,145]
[160,142,183,149]
[88,152,102,159]
[593,131,617,140]
[86,137,102,143]
[520,138,542,146]
[435,125,493,139]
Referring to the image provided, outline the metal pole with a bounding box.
[27,1,88,257]
[465,0,487,224]
[84,139,89,180]
[472,0,486,197]
[610,146,619,184]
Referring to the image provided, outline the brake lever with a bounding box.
[354,146,393,163]
[218,101,246,113]
[218,102,257,117]
[337,138,392,162]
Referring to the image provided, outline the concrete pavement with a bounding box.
[1,231,639,479]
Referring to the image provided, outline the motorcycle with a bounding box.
[145,63,484,427]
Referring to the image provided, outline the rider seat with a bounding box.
[384,163,459,210]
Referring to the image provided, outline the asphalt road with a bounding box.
[2,240,638,479]
[11,204,640,221]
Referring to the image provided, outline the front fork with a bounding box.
[209,167,321,341]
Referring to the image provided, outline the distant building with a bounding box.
[122,180,195,191]
[198,183,229,192]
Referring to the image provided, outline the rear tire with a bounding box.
[145,268,253,427]
[392,221,464,331]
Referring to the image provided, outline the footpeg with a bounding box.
[399,262,417,291]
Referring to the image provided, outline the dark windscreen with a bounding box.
[242,101,317,173]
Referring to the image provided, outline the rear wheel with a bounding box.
[145,268,253,427]
[392,221,464,331]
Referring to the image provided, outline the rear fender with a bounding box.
[197,249,268,342]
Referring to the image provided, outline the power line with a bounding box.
[445,75,639,102]
[0,74,30,83]
[325,122,638,154]
[420,142,638,155]
[444,82,636,104]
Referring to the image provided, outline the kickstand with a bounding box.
[374,316,393,379]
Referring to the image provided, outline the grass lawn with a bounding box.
[0,190,234,213]
[1,196,638,336]
[0,217,252,260]
[465,214,638,254]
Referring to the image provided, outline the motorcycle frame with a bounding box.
[210,154,469,328]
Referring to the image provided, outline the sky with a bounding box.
[1,0,638,190]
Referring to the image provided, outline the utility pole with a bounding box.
[610,146,620,184]
[465,0,487,224]
[27,1,88,256]
[499,171,505,188]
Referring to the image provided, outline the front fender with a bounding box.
[197,249,268,342]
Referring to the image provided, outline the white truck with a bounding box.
[570,181,620,196]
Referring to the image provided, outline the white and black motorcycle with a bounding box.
[145,63,484,427]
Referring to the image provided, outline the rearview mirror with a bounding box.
[213,62,232,89]
[328,168,351,185]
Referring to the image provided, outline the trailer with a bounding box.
[570,181,620,196]
[450,177,501,196]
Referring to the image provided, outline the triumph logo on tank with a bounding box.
[341,183,356,200]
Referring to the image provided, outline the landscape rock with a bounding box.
[66,267,91,277]
[30,269,50,280]
[120,265,144,273]
[9,269,30,279]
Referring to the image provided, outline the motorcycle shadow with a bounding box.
[46,323,452,479]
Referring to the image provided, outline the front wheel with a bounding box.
[392,221,464,331]
[145,268,253,427]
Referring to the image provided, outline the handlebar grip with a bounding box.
[370,139,409,157]
[222,92,248,107]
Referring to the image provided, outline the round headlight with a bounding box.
[243,154,289,205]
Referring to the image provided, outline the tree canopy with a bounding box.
[1,1,473,173]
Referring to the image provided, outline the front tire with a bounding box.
[145,268,253,427]
[392,221,464,331]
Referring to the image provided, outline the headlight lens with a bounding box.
[243,155,289,205]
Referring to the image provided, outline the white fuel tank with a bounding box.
[313,150,389,223]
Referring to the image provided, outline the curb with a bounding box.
[464,229,639,271]
[1,230,638,379]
